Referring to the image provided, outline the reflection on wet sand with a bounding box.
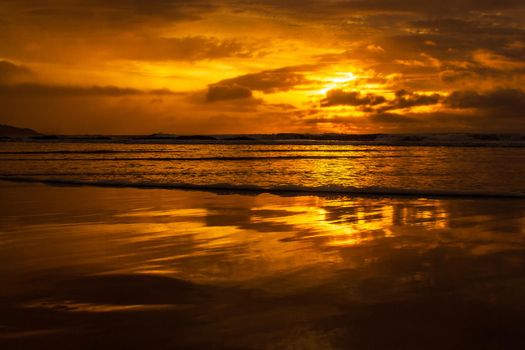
[1,181,525,349]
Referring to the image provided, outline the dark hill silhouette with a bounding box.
[0,124,41,137]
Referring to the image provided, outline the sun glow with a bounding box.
[314,71,358,95]
[330,72,358,83]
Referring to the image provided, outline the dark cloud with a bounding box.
[438,49,525,85]
[321,90,386,107]
[445,88,525,115]
[5,0,219,27]
[0,84,175,97]
[440,66,525,84]
[321,89,441,111]
[91,0,217,19]
[409,18,525,36]
[236,0,525,21]
[321,87,525,120]
[337,0,525,15]
[215,66,313,93]
[356,89,525,132]
[395,89,440,104]
[378,90,442,112]
[0,61,33,83]
[402,16,525,67]
[206,84,252,102]
[120,36,258,61]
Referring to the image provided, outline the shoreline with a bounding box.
[1,177,524,200]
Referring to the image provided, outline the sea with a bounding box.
[1,134,525,196]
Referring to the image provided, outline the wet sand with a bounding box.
[1,181,525,349]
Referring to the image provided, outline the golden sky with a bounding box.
[1,0,525,134]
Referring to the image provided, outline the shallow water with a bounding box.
[1,181,525,349]
[1,142,525,195]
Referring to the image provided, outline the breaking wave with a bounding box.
[9,133,525,147]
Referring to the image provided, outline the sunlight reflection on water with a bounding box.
[1,182,524,288]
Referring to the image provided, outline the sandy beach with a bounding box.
[1,180,525,349]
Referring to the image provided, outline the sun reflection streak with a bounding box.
[0,183,463,288]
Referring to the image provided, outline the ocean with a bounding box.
[1,139,525,349]
[1,139,525,196]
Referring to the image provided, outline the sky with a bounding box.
[1,0,525,134]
